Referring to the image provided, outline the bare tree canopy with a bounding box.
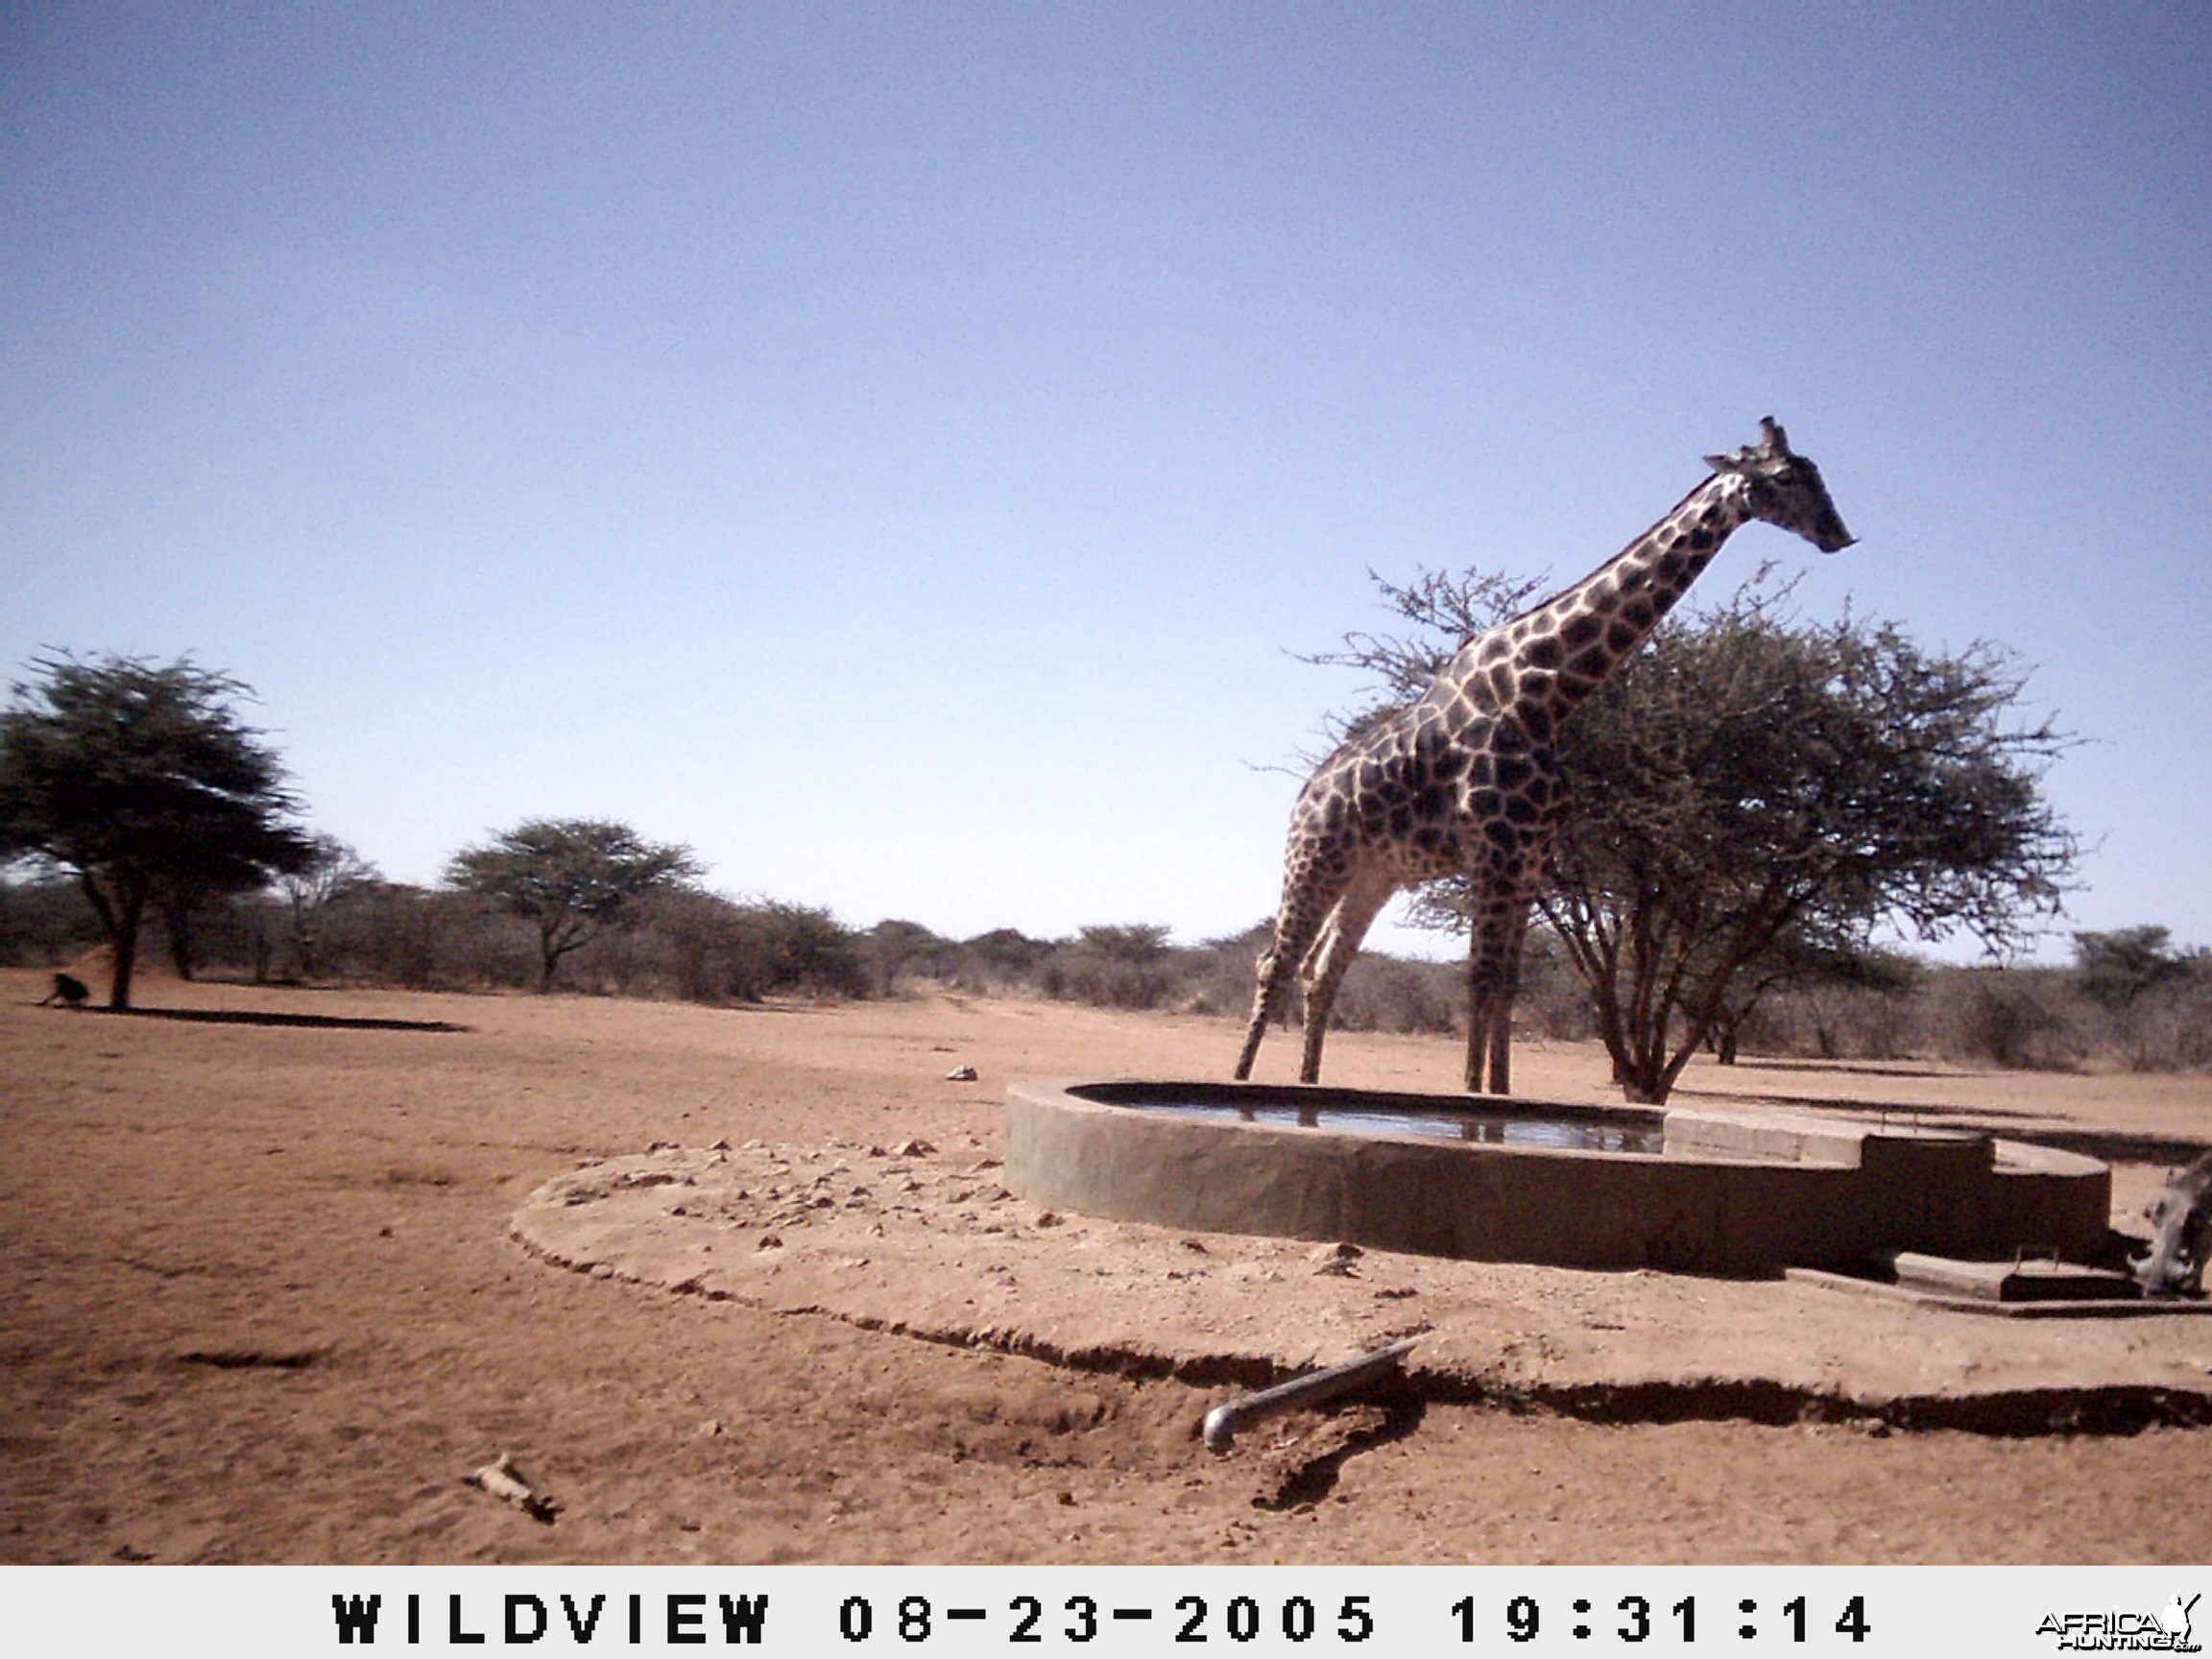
[1319,573,2079,1101]
[278,833,382,981]
[445,818,704,990]
[0,654,316,1008]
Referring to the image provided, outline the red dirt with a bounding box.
[4,970,2211,1564]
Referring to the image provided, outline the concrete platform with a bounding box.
[514,1139,2212,1434]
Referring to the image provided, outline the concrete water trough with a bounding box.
[1003,1079,2111,1277]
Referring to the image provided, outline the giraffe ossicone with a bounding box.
[1235,418,1855,1094]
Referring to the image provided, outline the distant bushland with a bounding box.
[2,874,2203,1074]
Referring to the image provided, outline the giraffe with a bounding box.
[1235,418,1855,1094]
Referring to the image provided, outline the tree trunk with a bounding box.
[162,895,198,980]
[108,882,147,1011]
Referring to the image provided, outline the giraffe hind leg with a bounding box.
[1232,995,1276,1080]
[1234,933,1297,1080]
[1235,886,1341,1080]
[1297,881,1392,1086]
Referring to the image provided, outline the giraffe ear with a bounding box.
[1708,418,1793,474]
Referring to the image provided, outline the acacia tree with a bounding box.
[0,654,316,1008]
[1058,923,1178,1010]
[445,818,703,990]
[2072,926,2196,1012]
[1701,932,1920,1064]
[1318,573,2078,1101]
[277,833,381,980]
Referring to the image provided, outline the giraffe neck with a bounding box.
[1432,470,1754,733]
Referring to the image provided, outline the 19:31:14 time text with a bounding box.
[1454,1594,1871,1644]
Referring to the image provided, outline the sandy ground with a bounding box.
[6,967,2212,1565]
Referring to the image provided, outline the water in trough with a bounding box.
[1112,1093,1663,1154]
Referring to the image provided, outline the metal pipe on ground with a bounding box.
[1201,1337,1419,1453]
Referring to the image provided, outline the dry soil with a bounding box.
[5,969,2211,1565]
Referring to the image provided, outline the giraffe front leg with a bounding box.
[1484,998,1512,1095]
[1485,901,1531,1095]
[1463,895,1529,1095]
[1465,985,1513,1094]
[1464,980,1496,1094]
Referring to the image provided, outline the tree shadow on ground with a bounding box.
[95,1006,469,1034]
[1728,1057,1964,1081]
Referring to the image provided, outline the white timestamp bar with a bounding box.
[0,1564,2199,1654]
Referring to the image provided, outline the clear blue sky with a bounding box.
[5,4,2207,960]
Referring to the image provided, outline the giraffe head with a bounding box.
[1704,418,1855,553]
